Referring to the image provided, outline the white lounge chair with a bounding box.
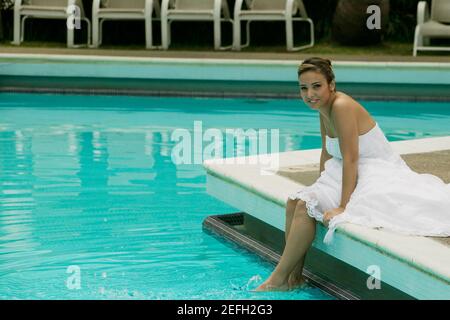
[233,0,314,51]
[92,0,160,49]
[413,0,450,56]
[161,0,233,50]
[12,0,91,48]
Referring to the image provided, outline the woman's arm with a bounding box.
[320,150,332,173]
[319,114,333,173]
[332,103,359,209]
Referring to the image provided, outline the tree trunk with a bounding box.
[332,0,390,46]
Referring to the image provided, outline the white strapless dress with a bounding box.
[288,123,450,244]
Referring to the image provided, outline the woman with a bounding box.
[256,57,450,291]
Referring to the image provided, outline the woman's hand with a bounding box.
[323,207,345,227]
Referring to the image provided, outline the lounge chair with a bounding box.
[12,0,91,48]
[92,0,160,49]
[233,0,314,51]
[160,0,233,50]
[413,0,450,56]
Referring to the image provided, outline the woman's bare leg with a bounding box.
[284,199,304,287]
[284,198,298,239]
[256,200,316,291]
[285,199,311,288]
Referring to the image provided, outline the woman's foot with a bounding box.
[254,274,290,292]
[287,274,308,290]
[254,281,290,292]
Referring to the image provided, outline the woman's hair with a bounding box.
[298,57,335,89]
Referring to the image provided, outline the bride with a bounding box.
[256,57,450,291]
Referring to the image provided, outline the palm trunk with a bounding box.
[332,0,390,45]
[0,10,4,40]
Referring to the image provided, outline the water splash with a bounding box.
[231,274,263,291]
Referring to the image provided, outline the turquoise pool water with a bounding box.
[1,93,450,300]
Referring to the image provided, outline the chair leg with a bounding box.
[167,21,171,47]
[214,17,221,50]
[99,19,105,46]
[12,9,21,45]
[92,15,99,47]
[145,17,153,49]
[20,16,28,43]
[287,19,314,52]
[309,20,315,47]
[145,0,155,49]
[243,21,251,48]
[217,19,233,50]
[413,26,421,56]
[161,16,169,49]
[67,24,75,48]
[232,17,241,51]
[84,18,91,47]
[286,18,294,51]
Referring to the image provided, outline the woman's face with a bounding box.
[299,71,335,110]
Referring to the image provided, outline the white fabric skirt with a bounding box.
[288,157,450,244]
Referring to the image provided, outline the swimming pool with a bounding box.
[1,92,450,300]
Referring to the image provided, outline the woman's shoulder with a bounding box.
[331,92,376,133]
[333,92,360,107]
[331,92,360,116]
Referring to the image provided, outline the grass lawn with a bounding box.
[0,38,411,54]
[1,38,450,61]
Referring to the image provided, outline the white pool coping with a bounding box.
[204,136,450,299]
[1,53,450,85]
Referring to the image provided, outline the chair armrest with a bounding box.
[14,0,23,9]
[145,0,158,18]
[92,0,101,19]
[66,0,86,18]
[217,0,230,19]
[287,0,298,16]
[161,0,170,20]
[244,0,253,9]
[417,1,429,25]
[295,0,308,17]
[152,0,161,18]
[234,0,245,18]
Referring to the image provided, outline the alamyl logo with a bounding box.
[366,5,381,30]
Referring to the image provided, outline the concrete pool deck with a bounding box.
[278,149,450,248]
[204,136,450,299]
